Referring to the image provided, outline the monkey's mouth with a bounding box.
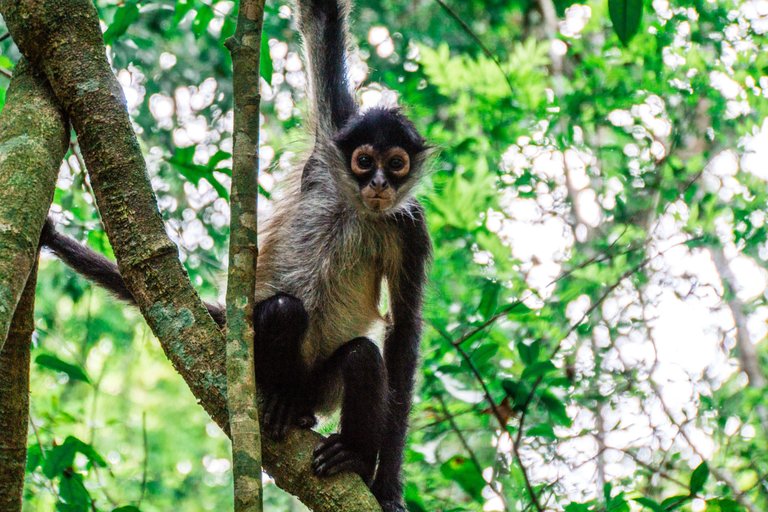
[361,187,396,212]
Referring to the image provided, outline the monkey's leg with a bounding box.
[253,293,315,439]
[312,337,387,485]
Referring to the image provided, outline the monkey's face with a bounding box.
[350,144,410,212]
[334,107,428,214]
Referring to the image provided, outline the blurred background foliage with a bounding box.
[1,0,768,510]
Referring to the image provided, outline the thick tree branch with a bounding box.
[0,259,38,511]
[0,1,379,509]
[0,59,67,350]
[225,0,266,510]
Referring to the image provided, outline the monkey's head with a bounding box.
[334,107,428,214]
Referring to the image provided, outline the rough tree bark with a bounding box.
[0,0,380,509]
[224,0,267,510]
[0,59,68,351]
[0,262,38,512]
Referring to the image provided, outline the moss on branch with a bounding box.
[0,60,67,350]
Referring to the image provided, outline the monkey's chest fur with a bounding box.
[254,190,401,374]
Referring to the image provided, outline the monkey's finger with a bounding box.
[312,436,345,466]
[314,451,365,477]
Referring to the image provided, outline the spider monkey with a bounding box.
[41,0,430,509]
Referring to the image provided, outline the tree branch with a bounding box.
[0,1,379,509]
[0,258,38,511]
[0,59,67,350]
[225,0,267,510]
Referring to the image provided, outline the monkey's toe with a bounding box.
[312,434,372,483]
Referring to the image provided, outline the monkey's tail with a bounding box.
[40,217,136,304]
[39,217,226,326]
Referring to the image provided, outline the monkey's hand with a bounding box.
[311,433,375,484]
[262,392,316,440]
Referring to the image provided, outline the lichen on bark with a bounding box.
[0,60,67,351]
[225,0,267,510]
[0,261,38,511]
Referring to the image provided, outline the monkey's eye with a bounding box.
[357,154,374,170]
[388,157,405,170]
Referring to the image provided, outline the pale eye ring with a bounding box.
[351,145,377,176]
[384,147,410,177]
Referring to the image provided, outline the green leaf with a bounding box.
[439,456,485,502]
[59,472,91,511]
[26,444,43,472]
[539,390,571,427]
[521,360,557,381]
[42,437,106,478]
[192,5,215,38]
[470,343,498,368]
[113,507,143,512]
[103,1,139,45]
[478,281,501,318]
[608,0,644,46]
[43,442,77,478]
[660,495,691,510]
[261,35,274,83]
[501,378,530,410]
[634,497,664,512]
[704,498,741,512]
[35,354,91,384]
[689,461,709,495]
[527,423,556,439]
[517,340,540,365]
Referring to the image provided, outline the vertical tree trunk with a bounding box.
[225,0,267,510]
[0,261,38,511]
[0,59,68,351]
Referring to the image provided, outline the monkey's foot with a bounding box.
[262,393,316,440]
[312,433,373,483]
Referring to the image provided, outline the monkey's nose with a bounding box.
[370,175,389,193]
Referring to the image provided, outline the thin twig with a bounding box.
[433,0,516,95]
[433,387,510,511]
[450,225,633,348]
[434,331,543,511]
[138,411,148,507]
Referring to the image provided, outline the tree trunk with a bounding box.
[0,260,38,511]
[225,0,267,510]
[0,59,67,351]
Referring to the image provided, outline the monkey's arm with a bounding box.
[373,203,431,509]
[296,0,357,134]
[40,219,227,326]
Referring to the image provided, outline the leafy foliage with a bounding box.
[2,0,767,510]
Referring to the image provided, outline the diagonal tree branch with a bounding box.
[0,59,67,351]
[225,0,267,510]
[0,1,380,510]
